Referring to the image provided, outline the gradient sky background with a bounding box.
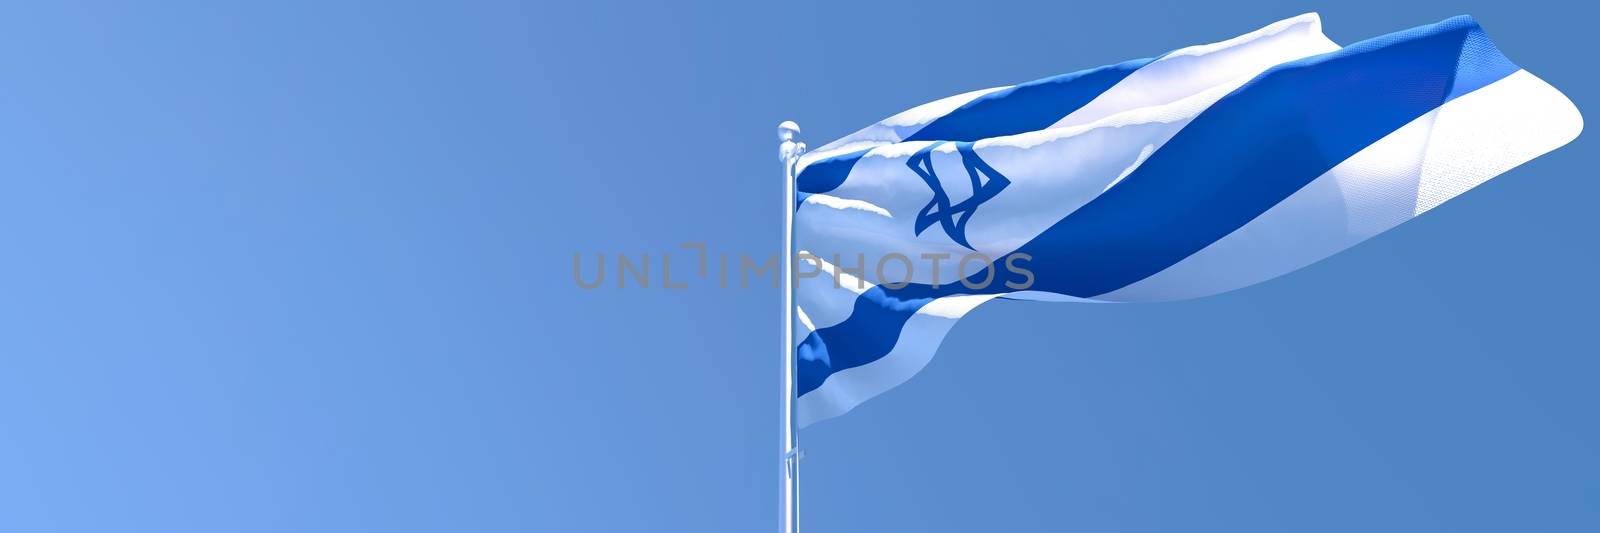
[0,1,1595,531]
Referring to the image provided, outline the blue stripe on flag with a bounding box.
[905,57,1154,143]
[797,15,1518,399]
[797,282,943,397]
[796,147,872,194]
[797,56,1156,195]
[1018,15,1514,297]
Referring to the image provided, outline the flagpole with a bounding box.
[778,120,805,533]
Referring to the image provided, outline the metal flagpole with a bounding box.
[778,121,805,533]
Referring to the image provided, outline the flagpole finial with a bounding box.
[779,121,806,166]
[778,120,801,141]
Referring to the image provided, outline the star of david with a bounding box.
[906,141,1011,250]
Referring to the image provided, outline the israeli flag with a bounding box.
[792,14,1582,427]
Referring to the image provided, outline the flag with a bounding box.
[792,13,1582,427]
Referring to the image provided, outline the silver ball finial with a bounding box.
[778,120,806,165]
[778,121,801,142]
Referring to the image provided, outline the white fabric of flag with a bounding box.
[792,13,1582,427]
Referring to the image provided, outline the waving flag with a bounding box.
[791,13,1582,427]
